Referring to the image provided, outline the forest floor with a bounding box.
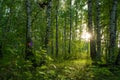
[1,56,120,80]
[46,58,120,80]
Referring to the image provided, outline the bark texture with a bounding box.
[108,0,118,63]
[96,0,101,60]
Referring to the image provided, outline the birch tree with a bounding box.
[108,0,118,64]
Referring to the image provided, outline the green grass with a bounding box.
[1,53,120,80]
[44,58,120,80]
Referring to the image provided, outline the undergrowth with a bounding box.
[1,52,120,80]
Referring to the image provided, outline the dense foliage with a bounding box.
[0,0,120,80]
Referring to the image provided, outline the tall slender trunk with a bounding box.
[0,1,3,57]
[45,0,51,53]
[108,0,118,64]
[55,0,59,56]
[64,15,67,57]
[25,0,33,59]
[75,0,78,38]
[68,0,72,54]
[88,0,97,61]
[51,4,54,55]
[96,0,101,60]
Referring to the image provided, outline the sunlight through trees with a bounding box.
[0,0,120,80]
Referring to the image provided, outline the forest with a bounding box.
[0,0,120,80]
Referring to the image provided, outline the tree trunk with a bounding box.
[25,0,33,60]
[51,5,54,55]
[64,15,67,57]
[96,0,101,60]
[0,4,2,57]
[88,0,97,61]
[108,0,118,64]
[68,0,72,54]
[45,0,51,53]
[55,0,59,56]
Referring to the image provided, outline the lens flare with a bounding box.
[81,32,91,41]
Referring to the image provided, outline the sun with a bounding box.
[81,31,91,41]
